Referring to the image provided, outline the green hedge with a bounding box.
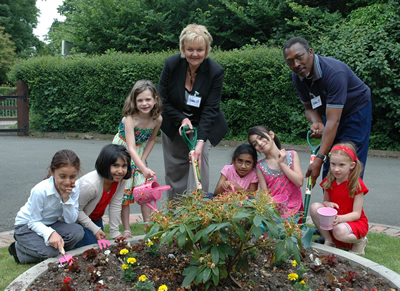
[8,48,306,142]
[9,52,170,134]
[7,47,400,149]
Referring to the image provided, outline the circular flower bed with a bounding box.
[26,237,394,291]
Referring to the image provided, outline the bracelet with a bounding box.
[197,139,204,143]
[123,230,132,235]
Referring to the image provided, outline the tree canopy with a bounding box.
[0,0,39,56]
[0,25,16,84]
[46,0,385,55]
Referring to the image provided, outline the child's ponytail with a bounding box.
[348,158,363,198]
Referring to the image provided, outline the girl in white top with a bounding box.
[75,144,132,248]
[9,150,84,264]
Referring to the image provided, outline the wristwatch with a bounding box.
[316,153,327,163]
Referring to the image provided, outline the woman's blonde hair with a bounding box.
[179,24,213,58]
[322,142,364,198]
[122,80,162,119]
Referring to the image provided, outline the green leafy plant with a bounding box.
[145,190,303,289]
[134,275,156,291]
[119,248,137,282]
[145,237,160,257]
[286,259,311,290]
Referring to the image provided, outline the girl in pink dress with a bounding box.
[310,143,369,254]
[248,126,304,223]
[214,144,258,195]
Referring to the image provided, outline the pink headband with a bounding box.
[330,145,358,162]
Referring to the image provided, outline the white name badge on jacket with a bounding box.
[310,93,322,109]
[187,91,201,108]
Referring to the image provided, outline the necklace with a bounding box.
[188,66,196,85]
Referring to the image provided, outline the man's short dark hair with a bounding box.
[283,37,310,54]
[95,144,132,180]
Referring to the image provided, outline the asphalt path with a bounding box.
[0,135,398,232]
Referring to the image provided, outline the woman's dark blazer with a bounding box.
[158,54,228,146]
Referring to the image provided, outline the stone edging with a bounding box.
[6,235,400,290]
[311,242,400,289]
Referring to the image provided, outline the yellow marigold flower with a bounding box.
[300,280,305,285]
[291,260,298,267]
[147,241,154,247]
[288,273,299,281]
[139,275,148,282]
[154,236,159,240]
[127,257,137,264]
[122,264,128,270]
[120,249,129,255]
[158,285,168,291]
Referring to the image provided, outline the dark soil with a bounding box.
[27,240,394,291]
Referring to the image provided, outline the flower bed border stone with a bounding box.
[5,236,400,290]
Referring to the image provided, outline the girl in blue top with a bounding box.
[8,150,84,264]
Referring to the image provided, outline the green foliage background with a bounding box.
[4,0,400,150]
[316,2,400,150]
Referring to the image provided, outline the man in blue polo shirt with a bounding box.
[283,37,372,185]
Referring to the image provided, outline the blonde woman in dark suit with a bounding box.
[158,24,228,202]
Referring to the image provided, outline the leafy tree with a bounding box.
[270,1,343,46]
[57,0,174,54]
[52,0,349,54]
[0,25,16,84]
[316,1,400,150]
[0,0,40,57]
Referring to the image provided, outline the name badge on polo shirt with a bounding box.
[310,93,322,109]
[187,91,201,108]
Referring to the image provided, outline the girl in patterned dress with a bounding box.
[248,125,304,223]
[113,80,162,233]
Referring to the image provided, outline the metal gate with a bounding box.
[0,81,29,136]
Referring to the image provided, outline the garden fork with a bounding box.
[59,247,73,264]
[98,239,110,250]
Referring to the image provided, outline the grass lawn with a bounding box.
[1,228,399,290]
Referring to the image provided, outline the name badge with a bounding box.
[310,94,322,109]
[187,91,201,108]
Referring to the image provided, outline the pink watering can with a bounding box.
[133,175,170,212]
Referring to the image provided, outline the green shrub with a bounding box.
[215,47,308,142]
[316,2,400,150]
[8,52,170,133]
[7,42,400,149]
[0,87,14,95]
[145,191,302,289]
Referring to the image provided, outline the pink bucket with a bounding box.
[271,194,289,217]
[132,176,170,212]
[317,207,338,230]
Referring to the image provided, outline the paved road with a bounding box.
[0,135,399,232]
